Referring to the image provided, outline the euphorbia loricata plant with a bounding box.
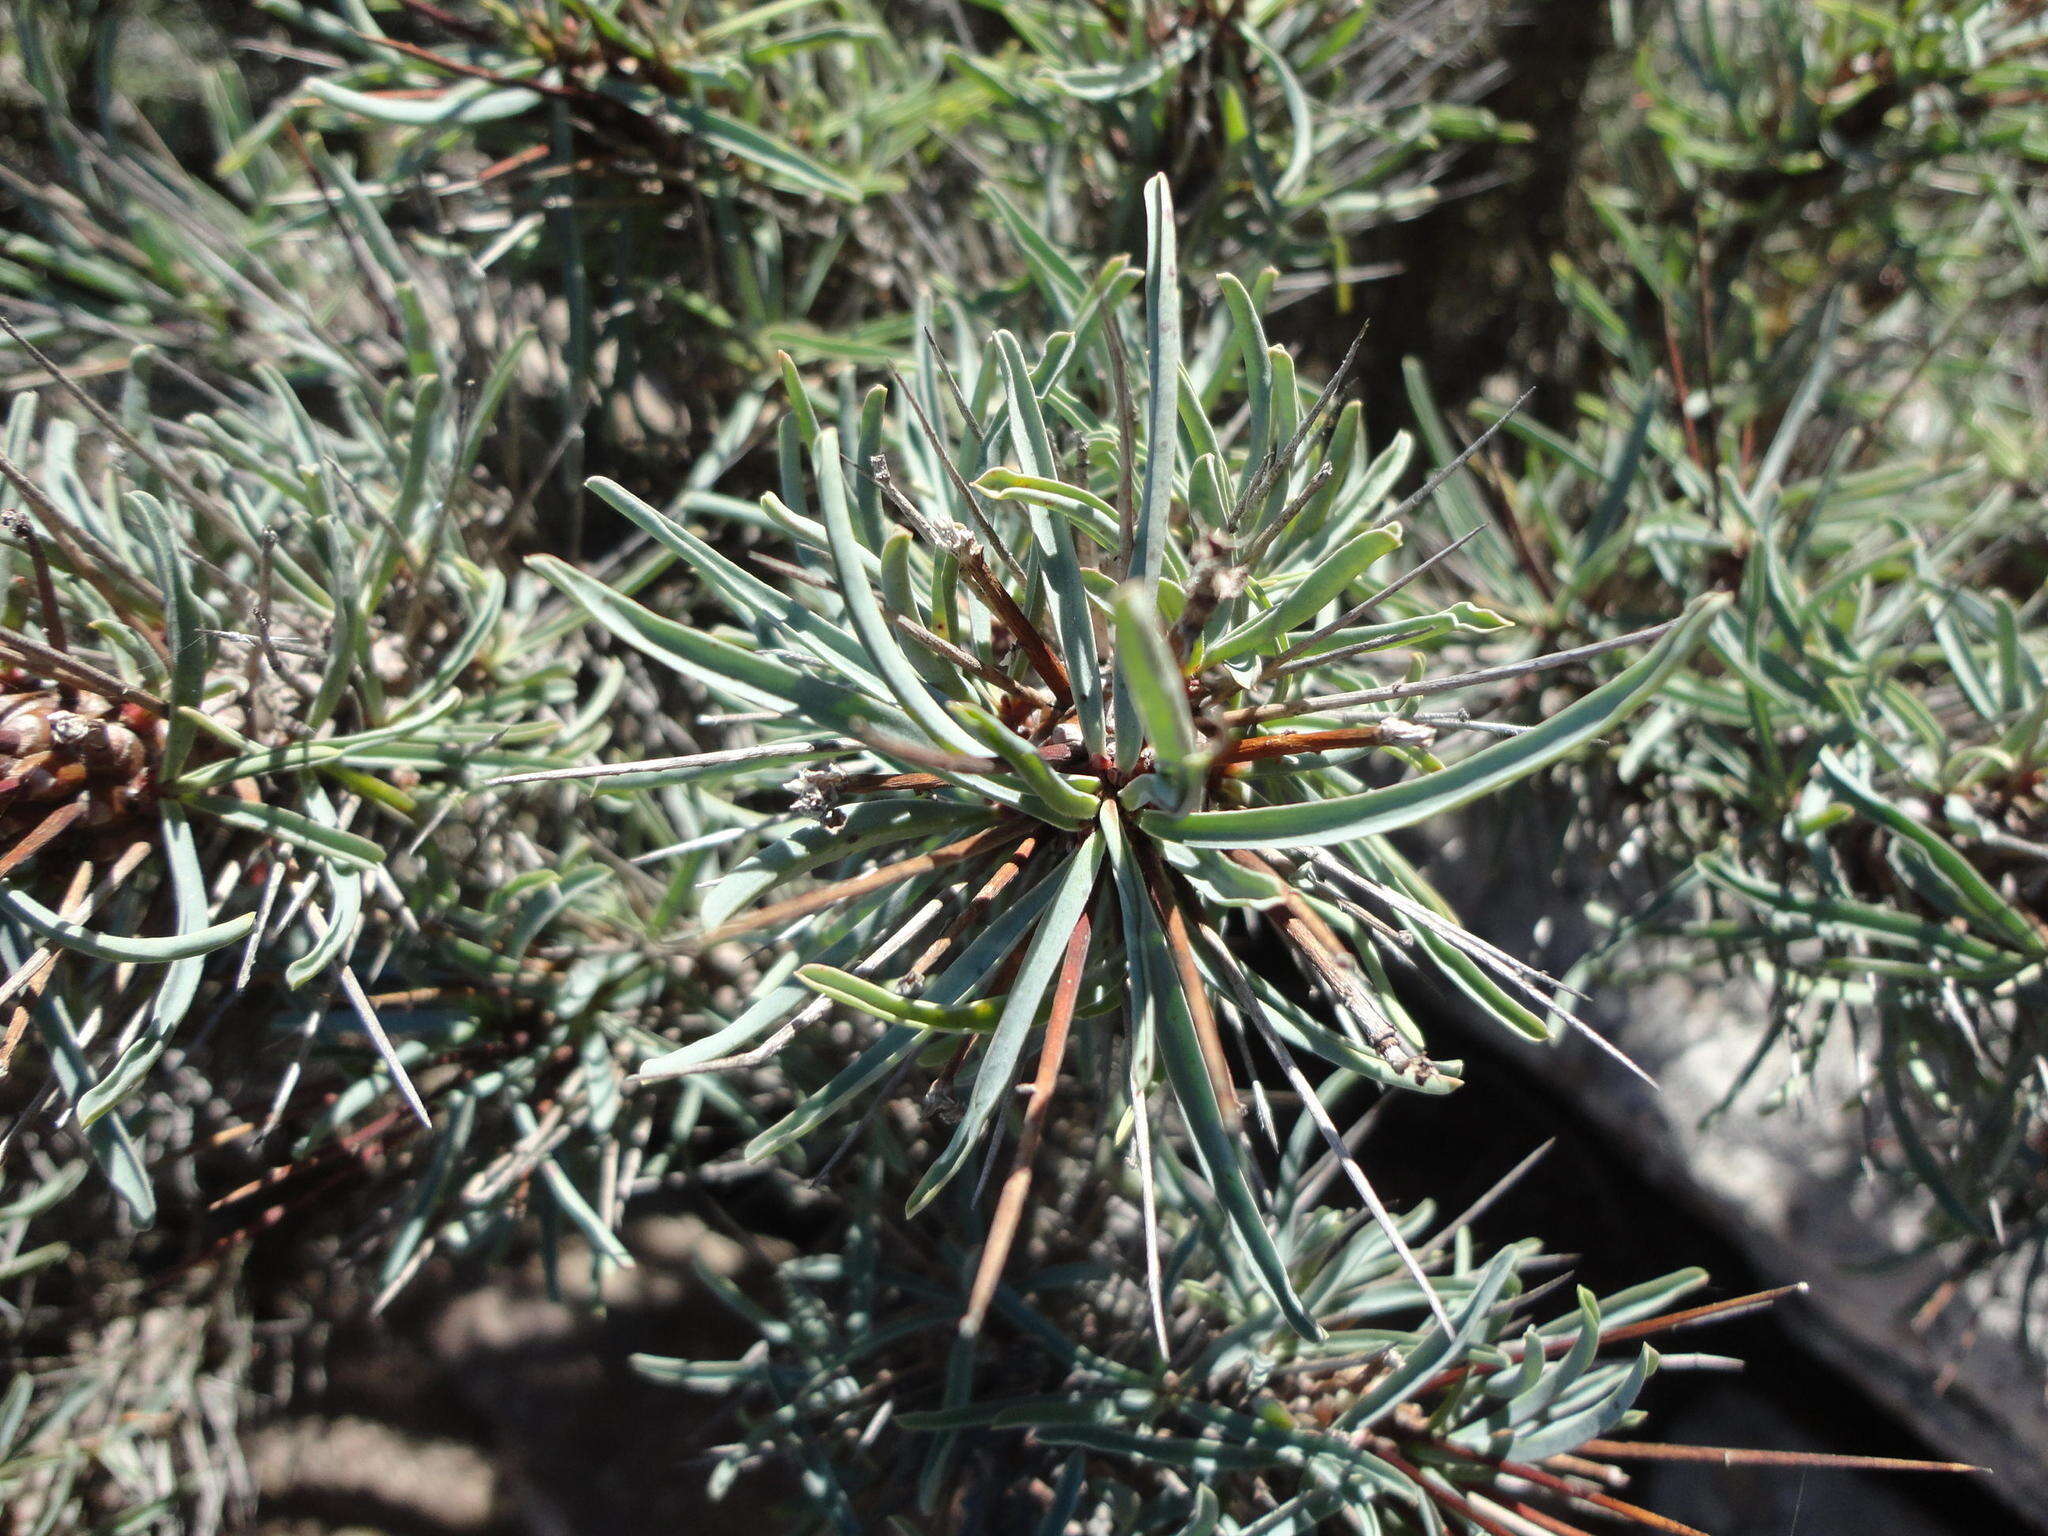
[535,178,1721,1340]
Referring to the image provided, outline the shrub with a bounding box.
[490,175,1767,1527]
[0,3,2012,1531]
[1401,0,2048,1326]
[255,0,1526,489]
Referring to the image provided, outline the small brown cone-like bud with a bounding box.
[0,696,56,757]
[0,670,162,866]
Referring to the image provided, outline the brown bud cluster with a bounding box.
[0,667,161,845]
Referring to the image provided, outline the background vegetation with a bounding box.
[1,1,2042,1533]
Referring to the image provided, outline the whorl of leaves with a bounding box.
[528,175,1718,1340]
[5,4,2023,1531]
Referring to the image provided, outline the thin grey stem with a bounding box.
[489,740,849,788]
[1235,617,1679,725]
[1264,527,1485,679]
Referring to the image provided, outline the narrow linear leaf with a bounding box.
[1112,583,1203,788]
[188,794,387,869]
[1204,524,1403,667]
[1149,595,1726,847]
[907,835,1103,1214]
[0,885,255,962]
[813,427,988,757]
[1816,750,2042,953]
[797,965,1005,1032]
[679,103,861,203]
[305,76,542,126]
[950,702,1100,826]
[1100,804,1322,1340]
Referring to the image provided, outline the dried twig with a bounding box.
[961,903,1094,1337]
[698,821,1027,945]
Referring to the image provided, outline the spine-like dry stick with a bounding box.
[1232,618,1680,726]
[1142,847,1242,1122]
[0,857,93,1079]
[700,821,1026,945]
[1420,1283,1810,1396]
[1235,848,1422,1075]
[1574,1440,1983,1474]
[961,902,1093,1338]
[1262,527,1485,681]
[1416,1438,1710,1536]
[1372,1447,1532,1536]
[0,311,260,565]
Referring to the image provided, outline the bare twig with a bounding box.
[0,311,260,562]
[1576,1440,1982,1474]
[1226,323,1369,538]
[0,858,93,1080]
[334,961,432,1130]
[1236,849,1424,1075]
[0,444,159,612]
[489,739,850,788]
[1232,617,1681,726]
[0,625,168,714]
[2,508,69,654]
[961,903,1094,1337]
[698,821,1026,945]
[1198,920,1454,1333]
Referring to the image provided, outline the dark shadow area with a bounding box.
[1270,0,1616,431]
[1364,990,2019,1536]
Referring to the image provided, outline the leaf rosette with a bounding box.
[537,177,1717,1337]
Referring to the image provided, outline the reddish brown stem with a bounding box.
[961,904,1094,1337]
[1544,1453,1628,1486]
[1375,1446,1529,1536]
[961,550,1073,711]
[843,723,1002,776]
[1519,1478,1702,1536]
[827,771,953,797]
[1141,846,1241,1122]
[1600,1284,1808,1347]
[1216,724,1406,764]
[910,836,1041,979]
[1422,1441,1708,1536]
[1661,305,1707,477]
[1423,1284,1807,1395]
[882,402,1072,707]
[347,30,583,99]
[1235,849,1420,1075]
[0,799,85,878]
[3,509,68,654]
[1506,1501,1605,1536]
[700,821,1025,944]
[916,836,1043,1102]
[0,624,168,714]
[0,446,160,620]
[394,0,498,44]
[474,143,553,185]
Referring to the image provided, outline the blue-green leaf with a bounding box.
[1148,595,1725,848]
[906,835,1102,1214]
